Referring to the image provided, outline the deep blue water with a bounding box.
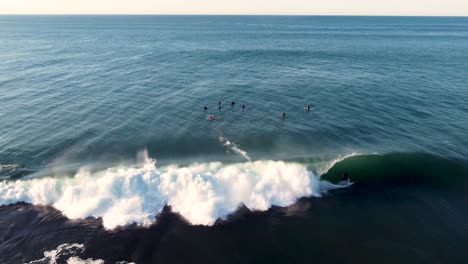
[1,16,468,264]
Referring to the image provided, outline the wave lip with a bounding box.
[0,157,338,229]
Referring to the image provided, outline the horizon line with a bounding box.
[1,14,467,17]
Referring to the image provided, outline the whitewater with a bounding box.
[0,153,344,229]
[26,243,135,264]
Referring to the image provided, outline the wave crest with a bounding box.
[0,157,338,229]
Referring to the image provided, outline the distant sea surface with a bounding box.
[0,16,467,264]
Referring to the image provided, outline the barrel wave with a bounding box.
[2,152,467,230]
[322,153,468,191]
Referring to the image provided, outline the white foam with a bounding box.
[25,243,107,264]
[1,155,340,229]
[67,257,104,264]
[0,163,19,170]
[219,137,252,162]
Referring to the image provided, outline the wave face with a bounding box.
[322,153,468,191]
[0,155,337,229]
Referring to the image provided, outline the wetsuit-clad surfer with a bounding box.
[341,172,350,182]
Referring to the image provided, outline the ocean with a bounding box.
[0,15,467,263]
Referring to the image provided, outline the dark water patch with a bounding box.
[0,203,151,263]
[2,186,468,264]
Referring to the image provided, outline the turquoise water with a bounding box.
[1,16,468,263]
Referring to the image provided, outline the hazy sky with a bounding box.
[1,0,468,15]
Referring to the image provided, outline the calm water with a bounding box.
[1,16,467,167]
[0,16,468,263]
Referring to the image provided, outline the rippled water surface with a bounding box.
[1,16,467,169]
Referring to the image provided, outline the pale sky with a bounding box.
[1,0,468,16]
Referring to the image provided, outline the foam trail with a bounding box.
[0,157,341,229]
[219,136,252,162]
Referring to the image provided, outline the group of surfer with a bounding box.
[205,101,311,121]
[204,101,246,109]
[205,101,246,120]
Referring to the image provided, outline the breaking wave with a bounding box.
[0,154,341,230]
[321,153,468,191]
